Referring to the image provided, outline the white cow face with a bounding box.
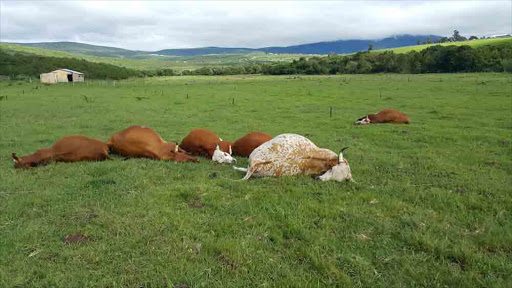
[317,150,353,182]
[355,115,371,125]
[212,144,236,164]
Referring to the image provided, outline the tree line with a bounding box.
[416,30,480,46]
[188,42,512,75]
[0,49,175,80]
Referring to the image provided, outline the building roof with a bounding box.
[57,68,84,75]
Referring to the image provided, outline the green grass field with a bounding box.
[1,73,511,287]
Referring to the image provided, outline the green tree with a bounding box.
[451,30,467,42]
[368,44,373,52]
[469,36,478,40]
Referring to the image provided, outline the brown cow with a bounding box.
[355,109,410,124]
[108,125,199,163]
[232,132,273,157]
[179,128,235,163]
[12,135,110,169]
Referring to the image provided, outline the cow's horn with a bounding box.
[12,153,19,163]
[339,147,349,161]
[174,145,179,152]
[229,145,232,155]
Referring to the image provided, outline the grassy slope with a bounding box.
[0,74,511,287]
[375,37,512,54]
[17,42,148,59]
[0,43,306,72]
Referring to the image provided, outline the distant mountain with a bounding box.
[10,35,442,58]
[260,35,442,54]
[153,47,259,56]
[152,35,441,56]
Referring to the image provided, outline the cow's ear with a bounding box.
[12,153,20,163]
[339,147,349,162]
[215,144,220,150]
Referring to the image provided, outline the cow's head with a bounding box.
[170,145,199,163]
[355,115,371,125]
[317,147,353,182]
[212,144,236,164]
[12,153,29,169]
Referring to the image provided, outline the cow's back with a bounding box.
[52,135,109,162]
[108,126,165,158]
[233,132,273,157]
[248,134,338,177]
[376,109,409,124]
[179,128,220,157]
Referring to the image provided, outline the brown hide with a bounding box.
[232,132,273,157]
[179,128,231,158]
[12,135,110,169]
[108,126,199,163]
[219,141,233,155]
[367,109,409,124]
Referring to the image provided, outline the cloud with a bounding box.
[1,1,510,50]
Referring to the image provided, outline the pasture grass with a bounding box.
[0,73,511,287]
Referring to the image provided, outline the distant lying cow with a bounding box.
[355,109,410,124]
[232,132,273,157]
[108,125,199,163]
[12,135,110,169]
[179,128,235,164]
[234,133,353,182]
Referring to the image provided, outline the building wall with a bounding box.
[72,73,84,82]
[40,73,58,84]
[52,70,71,82]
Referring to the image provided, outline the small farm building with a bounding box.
[40,69,84,84]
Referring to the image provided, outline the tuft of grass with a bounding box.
[0,73,511,287]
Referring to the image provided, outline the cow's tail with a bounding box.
[233,166,248,173]
[233,165,254,180]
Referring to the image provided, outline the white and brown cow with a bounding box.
[234,134,353,182]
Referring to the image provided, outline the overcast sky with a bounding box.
[1,1,510,51]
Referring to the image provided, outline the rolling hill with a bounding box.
[1,37,510,73]
[9,35,442,58]
[11,41,149,59]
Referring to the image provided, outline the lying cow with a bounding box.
[108,125,199,163]
[232,132,273,157]
[179,128,235,164]
[12,135,110,169]
[355,109,410,124]
[234,133,353,181]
